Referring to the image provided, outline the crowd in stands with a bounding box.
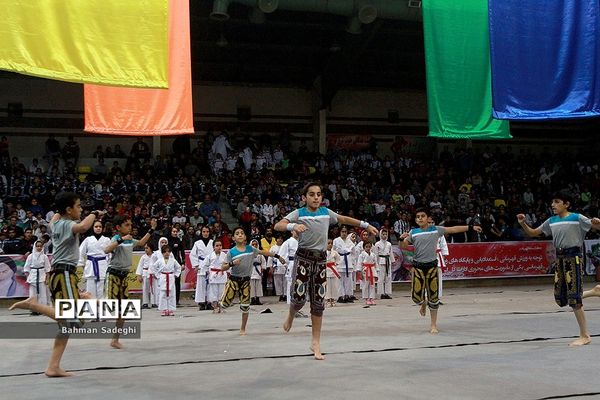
[0,130,599,256]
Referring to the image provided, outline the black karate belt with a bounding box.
[229,275,250,283]
[107,267,130,279]
[52,263,77,273]
[556,246,581,257]
[296,248,326,261]
[413,261,437,270]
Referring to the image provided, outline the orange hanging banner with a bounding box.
[84,0,194,135]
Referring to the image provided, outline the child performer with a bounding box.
[104,216,156,349]
[353,230,370,293]
[23,240,52,310]
[518,191,600,346]
[274,182,378,360]
[206,239,227,313]
[220,227,282,335]
[135,243,157,309]
[358,241,378,306]
[400,208,481,334]
[190,226,214,310]
[249,239,265,305]
[436,228,449,301]
[373,229,395,299]
[268,236,287,302]
[10,192,104,377]
[332,226,356,303]
[278,230,298,304]
[325,238,341,307]
[152,244,182,316]
[78,220,110,300]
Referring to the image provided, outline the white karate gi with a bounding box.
[278,237,298,304]
[333,236,356,297]
[436,235,449,298]
[152,256,182,312]
[205,252,228,302]
[374,239,395,297]
[250,255,265,298]
[24,248,51,305]
[78,235,111,299]
[357,251,378,300]
[325,250,341,300]
[190,238,213,304]
[135,254,158,306]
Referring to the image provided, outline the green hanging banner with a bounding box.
[423,0,511,139]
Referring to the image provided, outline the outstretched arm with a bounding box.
[517,214,543,237]
[337,215,378,236]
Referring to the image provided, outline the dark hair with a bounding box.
[145,242,155,251]
[213,239,222,246]
[55,192,79,214]
[232,226,245,236]
[113,215,131,227]
[302,182,322,196]
[552,190,573,206]
[415,207,430,217]
[161,244,171,253]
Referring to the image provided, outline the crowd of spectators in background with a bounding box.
[0,130,599,256]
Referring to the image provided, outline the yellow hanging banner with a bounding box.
[0,0,169,88]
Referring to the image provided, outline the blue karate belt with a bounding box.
[339,252,351,277]
[87,255,107,282]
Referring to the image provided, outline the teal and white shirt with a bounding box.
[107,236,139,272]
[541,213,591,249]
[406,226,447,263]
[227,245,260,278]
[284,207,339,251]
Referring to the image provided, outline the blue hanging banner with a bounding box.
[489,0,600,120]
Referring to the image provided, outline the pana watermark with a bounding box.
[54,299,142,320]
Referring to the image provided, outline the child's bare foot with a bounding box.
[419,303,426,316]
[430,326,439,334]
[110,340,124,349]
[569,336,591,347]
[583,284,600,299]
[79,291,92,300]
[239,330,246,336]
[283,312,294,332]
[9,297,37,311]
[45,367,74,378]
[310,344,325,360]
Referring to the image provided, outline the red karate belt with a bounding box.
[161,272,173,297]
[363,263,376,285]
[326,262,341,278]
[210,268,224,275]
[144,267,153,290]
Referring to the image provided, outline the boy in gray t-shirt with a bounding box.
[104,215,156,350]
[275,182,378,360]
[220,227,283,336]
[9,192,103,377]
[401,208,480,335]
[519,190,600,346]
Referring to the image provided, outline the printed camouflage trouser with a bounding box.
[290,248,327,317]
[411,261,439,310]
[49,264,83,330]
[554,254,583,308]
[220,275,251,313]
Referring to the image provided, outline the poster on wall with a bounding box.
[392,241,554,282]
[584,239,600,276]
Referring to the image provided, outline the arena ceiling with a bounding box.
[190,0,426,106]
